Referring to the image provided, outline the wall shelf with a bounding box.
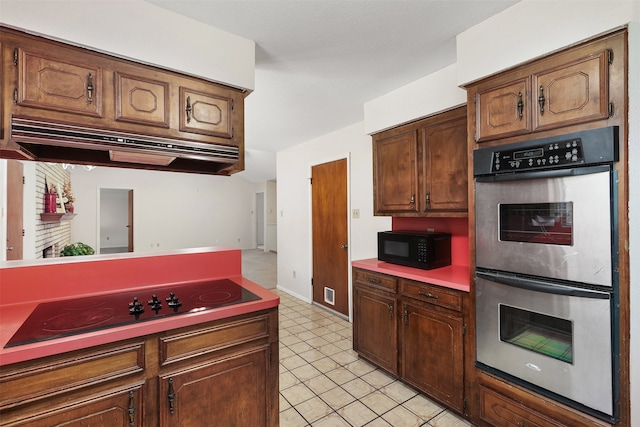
[40,213,76,222]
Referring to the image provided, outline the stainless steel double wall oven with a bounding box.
[473,126,619,422]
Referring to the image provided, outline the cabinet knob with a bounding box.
[410,194,415,205]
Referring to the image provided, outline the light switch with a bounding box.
[352,209,360,219]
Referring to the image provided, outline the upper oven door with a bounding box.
[475,166,613,287]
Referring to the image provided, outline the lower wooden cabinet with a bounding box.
[352,267,467,416]
[0,308,279,427]
[353,284,398,375]
[401,298,464,413]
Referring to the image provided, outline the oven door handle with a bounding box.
[476,271,610,299]
[475,164,610,182]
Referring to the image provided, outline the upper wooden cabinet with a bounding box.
[469,33,621,143]
[16,47,103,118]
[373,105,467,217]
[1,26,246,174]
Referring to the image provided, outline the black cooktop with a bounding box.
[5,279,261,348]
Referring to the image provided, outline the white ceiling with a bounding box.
[147,0,520,182]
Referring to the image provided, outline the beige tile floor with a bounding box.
[276,290,473,427]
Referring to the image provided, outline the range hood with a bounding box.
[9,116,241,175]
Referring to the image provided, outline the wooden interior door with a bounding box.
[312,159,349,316]
[6,160,24,260]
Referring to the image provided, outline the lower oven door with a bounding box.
[475,271,613,418]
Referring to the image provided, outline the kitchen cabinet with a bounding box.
[373,105,467,216]
[352,267,467,416]
[400,279,465,413]
[0,26,245,174]
[470,34,617,143]
[353,269,398,375]
[477,373,611,427]
[0,308,279,427]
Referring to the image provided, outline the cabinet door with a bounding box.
[373,129,419,214]
[160,348,268,427]
[179,87,233,138]
[115,72,170,128]
[480,386,565,427]
[401,300,464,412]
[475,78,530,142]
[533,50,610,131]
[16,47,103,117]
[422,115,468,212]
[0,385,143,427]
[353,286,398,375]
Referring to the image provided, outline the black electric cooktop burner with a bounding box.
[5,279,261,348]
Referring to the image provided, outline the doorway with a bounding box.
[99,188,133,254]
[311,158,349,317]
[256,192,265,249]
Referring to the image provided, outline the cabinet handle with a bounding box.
[403,303,408,325]
[425,192,430,209]
[538,85,545,115]
[185,96,192,123]
[517,422,527,427]
[388,303,394,319]
[367,277,381,285]
[418,290,439,300]
[517,91,523,120]
[87,73,94,104]
[410,194,415,205]
[168,377,176,414]
[128,390,135,427]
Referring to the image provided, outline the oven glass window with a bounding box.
[499,304,573,364]
[499,202,573,245]
[384,241,409,257]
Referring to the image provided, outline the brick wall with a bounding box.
[35,163,71,258]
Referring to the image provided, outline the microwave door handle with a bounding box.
[475,164,611,182]
[476,271,609,299]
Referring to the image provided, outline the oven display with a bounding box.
[499,202,573,245]
[513,147,544,160]
[499,304,573,364]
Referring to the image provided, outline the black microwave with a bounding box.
[378,230,451,270]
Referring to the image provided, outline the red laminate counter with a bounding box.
[352,258,470,292]
[0,247,279,366]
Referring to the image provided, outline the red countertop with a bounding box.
[352,258,470,292]
[0,247,279,366]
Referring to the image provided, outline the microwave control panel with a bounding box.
[492,138,584,172]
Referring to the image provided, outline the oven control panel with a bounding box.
[492,138,584,172]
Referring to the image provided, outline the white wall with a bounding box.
[277,122,391,303]
[69,166,256,253]
[0,0,255,90]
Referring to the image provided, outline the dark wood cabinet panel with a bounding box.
[480,385,565,427]
[373,106,467,216]
[533,50,610,131]
[179,87,234,139]
[401,298,464,413]
[160,348,268,427]
[373,129,419,214]
[421,114,468,212]
[16,47,103,117]
[115,72,170,128]
[353,286,398,375]
[475,78,530,142]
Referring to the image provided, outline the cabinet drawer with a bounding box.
[0,340,145,410]
[480,386,564,427]
[159,314,270,366]
[400,279,462,312]
[353,268,397,293]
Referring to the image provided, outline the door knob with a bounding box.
[340,244,348,249]
[7,246,13,251]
